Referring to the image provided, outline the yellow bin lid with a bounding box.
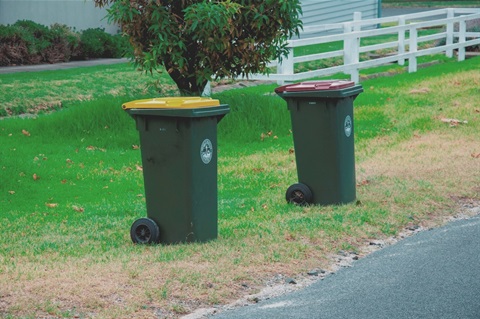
[122,97,220,110]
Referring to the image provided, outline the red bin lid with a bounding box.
[275,80,355,93]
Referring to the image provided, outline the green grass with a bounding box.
[0,63,177,116]
[0,57,479,317]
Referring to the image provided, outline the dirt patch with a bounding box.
[357,131,480,196]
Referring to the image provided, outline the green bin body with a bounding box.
[123,98,229,244]
[275,81,363,205]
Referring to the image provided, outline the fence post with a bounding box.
[446,8,454,58]
[277,45,294,85]
[344,22,360,83]
[202,81,212,97]
[458,18,466,61]
[353,11,362,32]
[408,27,418,73]
[398,16,406,66]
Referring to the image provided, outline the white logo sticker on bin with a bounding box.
[200,139,213,164]
[344,115,352,137]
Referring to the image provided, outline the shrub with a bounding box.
[76,28,128,59]
[0,24,30,66]
[77,28,107,58]
[13,20,52,63]
[0,20,128,66]
[46,24,81,63]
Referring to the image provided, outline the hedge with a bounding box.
[0,20,129,66]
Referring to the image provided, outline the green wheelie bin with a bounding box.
[275,80,363,206]
[123,97,229,244]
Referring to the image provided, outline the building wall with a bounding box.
[0,0,119,34]
[300,0,381,37]
[0,0,380,36]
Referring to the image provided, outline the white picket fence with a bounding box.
[245,8,480,84]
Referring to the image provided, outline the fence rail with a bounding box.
[244,8,480,84]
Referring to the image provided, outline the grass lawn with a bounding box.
[1,57,479,318]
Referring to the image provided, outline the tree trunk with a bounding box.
[169,69,208,96]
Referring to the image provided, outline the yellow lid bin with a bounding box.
[123,96,229,245]
[122,97,220,110]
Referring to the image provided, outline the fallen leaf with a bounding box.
[22,129,30,136]
[72,205,84,213]
[61,179,68,184]
[45,203,58,208]
[132,145,140,150]
[32,173,40,181]
[8,191,15,195]
[357,180,371,187]
[135,164,143,171]
[288,148,295,154]
[86,146,96,151]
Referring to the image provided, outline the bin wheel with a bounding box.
[286,183,313,205]
[130,218,160,244]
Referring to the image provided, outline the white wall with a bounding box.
[0,0,119,34]
[0,0,381,36]
[300,0,380,37]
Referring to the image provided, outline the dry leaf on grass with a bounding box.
[357,179,371,187]
[22,129,30,136]
[72,205,85,213]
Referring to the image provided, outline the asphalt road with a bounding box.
[210,213,480,319]
[0,58,128,74]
